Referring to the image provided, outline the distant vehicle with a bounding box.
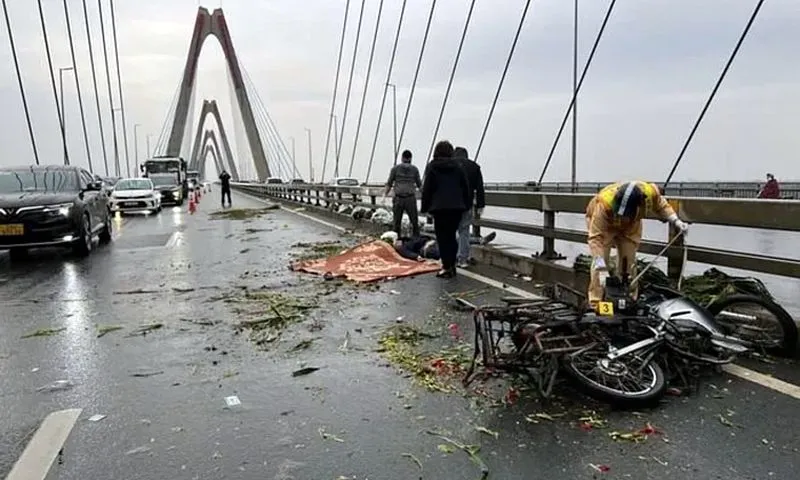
[329,177,360,187]
[266,177,284,184]
[110,178,161,214]
[187,178,199,191]
[141,157,188,199]
[0,165,112,258]
[202,181,212,191]
[149,174,184,206]
[290,178,305,185]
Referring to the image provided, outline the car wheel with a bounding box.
[99,210,112,245]
[73,213,92,257]
[8,247,27,261]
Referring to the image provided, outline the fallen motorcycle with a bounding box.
[561,255,781,406]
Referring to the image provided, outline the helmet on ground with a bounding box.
[611,182,645,218]
[380,231,398,243]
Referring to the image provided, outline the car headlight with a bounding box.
[154,192,162,199]
[43,203,72,216]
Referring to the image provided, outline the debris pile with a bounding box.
[221,288,318,348]
[290,241,347,262]
[377,324,471,393]
[208,205,279,220]
[573,254,776,305]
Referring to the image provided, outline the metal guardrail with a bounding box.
[231,182,800,280]
[336,180,800,199]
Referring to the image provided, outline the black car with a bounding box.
[0,165,112,258]
[149,174,184,206]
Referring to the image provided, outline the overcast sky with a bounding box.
[0,0,797,183]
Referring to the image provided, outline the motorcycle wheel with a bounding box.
[706,294,798,357]
[563,344,667,408]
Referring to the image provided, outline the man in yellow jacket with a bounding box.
[585,181,689,307]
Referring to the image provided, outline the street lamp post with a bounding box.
[146,134,152,159]
[331,115,339,178]
[386,82,398,161]
[58,66,74,164]
[112,107,130,177]
[304,128,313,183]
[133,123,141,176]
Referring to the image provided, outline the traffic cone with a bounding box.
[188,194,196,214]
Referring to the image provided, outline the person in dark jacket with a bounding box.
[758,173,781,199]
[420,140,470,278]
[385,150,422,237]
[219,170,232,207]
[453,146,486,268]
[395,235,440,261]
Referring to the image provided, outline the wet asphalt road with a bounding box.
[0,190,798,480]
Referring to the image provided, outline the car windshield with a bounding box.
[116,179,153,191]
[0,169,79,194]
[150,176,178,187]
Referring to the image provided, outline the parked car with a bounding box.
[0,165,112,258]
[329,177,360,187]
[149,174,184,206]
[110,178,162,214]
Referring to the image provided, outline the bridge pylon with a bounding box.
[166,7,270,180]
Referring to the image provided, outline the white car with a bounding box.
[110,178,162,214]
[329,177,360,187]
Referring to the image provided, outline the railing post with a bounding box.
[539,210,564,260]
[666,223,685,283]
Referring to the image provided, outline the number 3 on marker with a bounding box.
[598,301,614,316]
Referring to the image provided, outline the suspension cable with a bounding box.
[473,0,532,163]
[243,66,298,177]
[321,0,351,184]
[2,0,39,165]
[37,0,69,165]
[365,0,407,183]
[334,0,367,178]
[109,0,131,177]
[396,0,436,160]
[425,0,477,163]
[62,0,93,172]
[80,0,109,175]
[663,0,765,189]
[347,0,385,177]
[536,0,618,184]
[97,0,121,175]
[154,83,180,158]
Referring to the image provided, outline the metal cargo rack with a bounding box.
[463,291,596,397]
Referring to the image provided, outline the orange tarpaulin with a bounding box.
[290,239,441,283]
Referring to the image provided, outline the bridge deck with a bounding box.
[0,192,797,479]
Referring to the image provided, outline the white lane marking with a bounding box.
[6,408,82,480]
[456,269,544,300]
[232,188,800,400]
[165,232,180,248]
[233,190,347,233]
[723,364,800,400]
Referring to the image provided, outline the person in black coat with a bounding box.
[420,140,470,278]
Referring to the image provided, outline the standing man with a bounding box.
[385,149,422,237]
[219,170,232,208]
[453,146,485,269]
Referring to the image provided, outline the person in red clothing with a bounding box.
[758,173,781,199]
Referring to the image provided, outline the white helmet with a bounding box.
[380,231,398,243]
